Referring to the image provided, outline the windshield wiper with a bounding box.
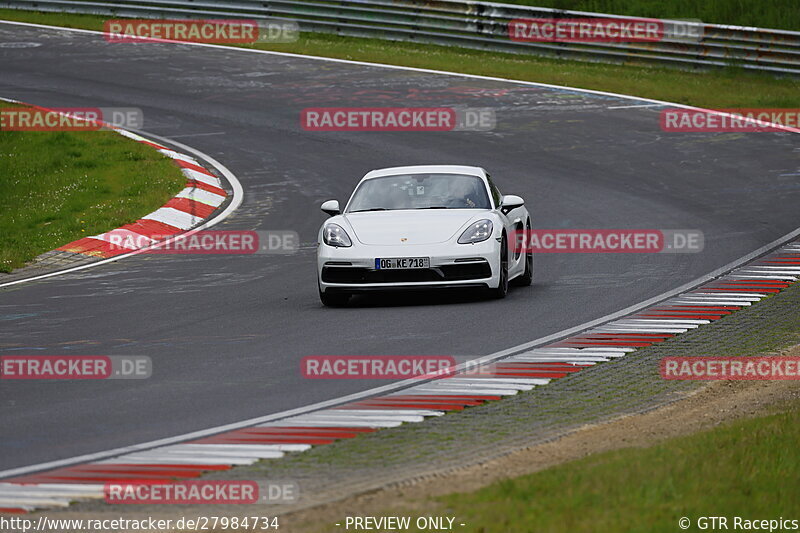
[416,206,449,209]
[350,207,388,213]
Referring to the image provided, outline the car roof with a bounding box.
[362,165,486,181]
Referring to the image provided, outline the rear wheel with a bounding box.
[512,219,533,287]
[488,233,509,299]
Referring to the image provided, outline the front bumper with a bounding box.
[317,240,499,293]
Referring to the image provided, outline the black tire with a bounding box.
[512,219,533,287]
[488,233,509,299]
[319,288,350,307]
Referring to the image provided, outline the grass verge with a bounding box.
[0,9,798,110]
[434,397,800,532]
[0,102,186,272]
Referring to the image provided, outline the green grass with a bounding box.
[1,9,798,111]
[435,401,800,532]
[500,0,800,32]
[0,102,186,272]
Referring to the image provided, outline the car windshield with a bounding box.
[346,173,491,212]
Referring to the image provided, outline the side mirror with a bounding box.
[321,200,340,216]
[500,194,524,213]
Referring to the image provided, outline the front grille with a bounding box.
[322,262,491,284]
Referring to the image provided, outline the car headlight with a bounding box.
[458,219,493,244]
[323,223,352,247]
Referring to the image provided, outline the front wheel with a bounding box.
[488,233,508,299]
[512,219,533,287]
[319,286,350,307]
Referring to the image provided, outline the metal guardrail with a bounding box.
[2,0,799,75]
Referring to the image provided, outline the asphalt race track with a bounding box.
[1,22,798,472]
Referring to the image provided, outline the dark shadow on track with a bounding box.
[344,286,538,308]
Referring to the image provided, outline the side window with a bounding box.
[486,174,502,208]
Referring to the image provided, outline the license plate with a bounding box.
[375,257,430,270]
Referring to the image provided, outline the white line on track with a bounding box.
[168,131,226,138]
[607,104,664,109]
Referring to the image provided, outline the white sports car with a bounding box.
[316,165,532,306]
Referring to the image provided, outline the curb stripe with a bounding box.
[163,198,216,219]
[189,179,227,197]
[174,158,216,176]
[174,187,226,207]
[14,105,232,262]
[141,207,204,230]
